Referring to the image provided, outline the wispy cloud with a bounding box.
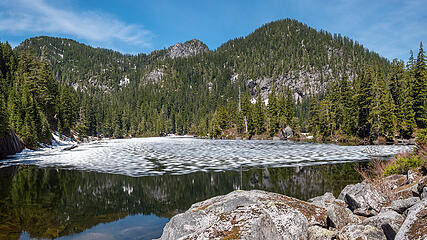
[0,0,152,51]
[325,0,427,61]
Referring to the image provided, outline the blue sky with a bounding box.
[0,0,425,61]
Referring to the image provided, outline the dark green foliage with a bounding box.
[0,93,8,137]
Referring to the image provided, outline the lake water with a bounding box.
[0,138,412,239]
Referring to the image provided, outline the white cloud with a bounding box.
[325,0,427,61]
[0,0,152,50]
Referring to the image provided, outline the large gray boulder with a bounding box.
[338,181,388,212]
[337,224,386,240]
[159,190,327,240]
[395,199,427,240]
[390,197,420,214]
[362,210,404,240]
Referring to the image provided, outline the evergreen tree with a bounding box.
[369,70,396,140]
[267,87,279,136]
[414,42,427,128]
[254,87,266,135]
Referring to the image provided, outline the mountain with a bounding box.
[16,20,389,101]
[166,39,209,59]
[1,18,425,148]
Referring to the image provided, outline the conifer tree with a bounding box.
[267,87,279,136]
[254,87,266,135]
[414,42,427,128]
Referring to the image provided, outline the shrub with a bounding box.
[416,128,427,144]
[383,155,425,176]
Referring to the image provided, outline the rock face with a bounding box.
[0,129,24,159]
[395,199,427,240]
[159,190,326,240]
[166,39,209,59]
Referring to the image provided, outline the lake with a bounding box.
[0,138,412,239]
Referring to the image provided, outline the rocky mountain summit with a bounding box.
[160,168,427,240]
[166,39,209,59]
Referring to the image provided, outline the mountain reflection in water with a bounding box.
[0,163,364,239]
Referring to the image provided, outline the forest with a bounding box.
[0,19,426,147]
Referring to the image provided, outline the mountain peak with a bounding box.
[166,39,209,59]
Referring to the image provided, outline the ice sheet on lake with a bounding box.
[2,138,413,177]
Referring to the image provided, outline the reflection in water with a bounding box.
[0,163,364,239]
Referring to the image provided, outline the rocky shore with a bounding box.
[159,168,427,240]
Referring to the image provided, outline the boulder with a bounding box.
[392,182,419,199]
[354,207,378,217]
[0,129,25,159]
[308,226,336,240]
[309,192,361,229]
[382,174,408,191]
[417,176,427,193]
[337,224,386,240]
[362,210,404,240]
[421,187,427,199]
[327,203,362,229]
[308,192,336,206]
[407,169,423,183]
[395,199,427,240]
[390,197,420,214]
[338,181,388,212]
[159,190,327,240]
[281,126,293,139]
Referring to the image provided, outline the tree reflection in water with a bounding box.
[0,162,364,239]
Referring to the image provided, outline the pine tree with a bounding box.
[369,70,396,140]
[414,42,427,128]
[356,66,374,139]
[398,72,416,138]
[254,87,266,135]
[267,87,279,136]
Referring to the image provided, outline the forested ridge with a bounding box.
[0,19,426,148]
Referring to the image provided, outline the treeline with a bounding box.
[309,44,426,141]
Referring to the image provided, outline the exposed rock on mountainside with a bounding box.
[166,39,209,59]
